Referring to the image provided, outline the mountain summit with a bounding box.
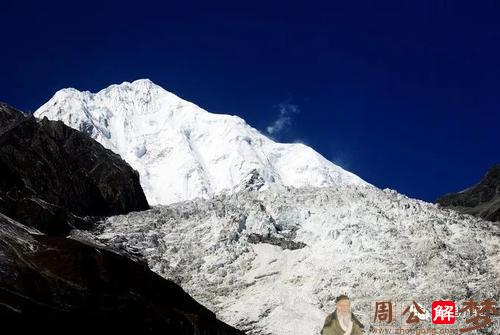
[35,79,366,205]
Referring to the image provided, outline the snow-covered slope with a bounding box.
[34,79,365,205]
[86,184,500,335]
[35,79,500,334]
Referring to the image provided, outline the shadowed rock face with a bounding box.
[0,213,243,334]
[247,233,307,250]
[0,102,243,334]
[0,102,149,234]
[436,165,500,222]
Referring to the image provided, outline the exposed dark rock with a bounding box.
[236,169,268,192]
[436,164,500,222]
[0,102,149,234]
[247,232,307,250]
[0,102,243,333]
[0,213,243,334]
[8,197,93,235]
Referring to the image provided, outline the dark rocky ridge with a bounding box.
[247,232,307,250]
[0,102,243,333]
[436,164,500,222]
[0,102,149,234]
[0,213,243,334]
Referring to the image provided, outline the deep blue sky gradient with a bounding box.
[1,0,499,201]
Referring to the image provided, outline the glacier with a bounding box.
[34,79,365,205]
[81,184,500,335]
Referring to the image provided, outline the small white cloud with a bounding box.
[266,103,300,136]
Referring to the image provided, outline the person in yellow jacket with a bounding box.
[321,295,364,335]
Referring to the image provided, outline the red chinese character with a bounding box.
[374,301,393,324]
[432,300,456,324]
[459,299,499,333]
[403,301,426,324]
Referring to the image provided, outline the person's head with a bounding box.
[335,295,351,313]
[335,295,352,324]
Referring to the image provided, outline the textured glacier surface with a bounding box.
[90,185,500,334]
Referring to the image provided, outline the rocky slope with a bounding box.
[92,185,500,334]
[437,164,500,222]
[34,79,366,205]
[0,102,242,334]
[0,213,243,334]
[0,102,148,234]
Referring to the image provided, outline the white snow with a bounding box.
[90,185,500,335]
[34,79,366,205]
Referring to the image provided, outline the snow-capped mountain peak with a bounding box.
[35,79,366,205]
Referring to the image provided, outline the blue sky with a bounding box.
[1,0,499,201]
